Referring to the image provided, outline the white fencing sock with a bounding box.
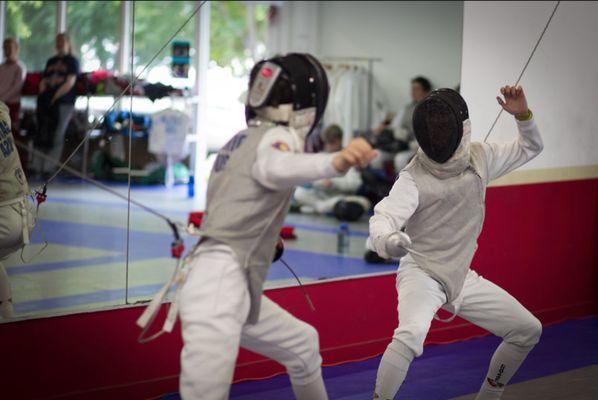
[475,341,535,400]
[0,262,14,318]
[374,340,414,399]
[291,370,328,400]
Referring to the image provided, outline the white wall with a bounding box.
[267,1,321,56]
[461,1,598,171]
[317,1,463,113]
[272,1,463,117]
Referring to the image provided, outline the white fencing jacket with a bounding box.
[368,117,543,306]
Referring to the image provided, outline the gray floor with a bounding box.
[452,365,598,400]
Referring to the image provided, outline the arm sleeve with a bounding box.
[328,168,362,193]
[252,127,343,191]
[392,108,410,142]
[481,117,544,182]
[367,171,419,258]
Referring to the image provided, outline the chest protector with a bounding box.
[200,124,295,323]
[404,143,489,303]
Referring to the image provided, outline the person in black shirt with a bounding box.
[35,32,80,177]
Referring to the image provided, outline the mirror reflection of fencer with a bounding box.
[0,102,35,319]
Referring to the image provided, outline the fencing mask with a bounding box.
[246,53,329,148]
[412,88,469,163]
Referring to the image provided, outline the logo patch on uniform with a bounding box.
[487,364,506,388]
[271,141,290,152]
[486,378,505,388]
[14,168,24,185]
[0,120,10,137]
[213,133,247,172]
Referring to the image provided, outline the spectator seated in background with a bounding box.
[294,124,371,222]
[358,76,432,217]
[370,76,432,171]
[362,76,432,264]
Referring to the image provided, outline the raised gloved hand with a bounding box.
[384,231,412,259]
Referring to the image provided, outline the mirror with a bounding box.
[0,0,463,322]
[2,0,130,319]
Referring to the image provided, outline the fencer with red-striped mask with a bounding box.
[368,86,543,399]
[178,53,377,400]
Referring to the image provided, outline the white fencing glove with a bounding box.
[385,231,412,259]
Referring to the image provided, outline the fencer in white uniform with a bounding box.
[367,86,543,399]
[178,54,377,400]
[0,101,33,319]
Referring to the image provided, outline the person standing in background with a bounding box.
[0,38,27,167]
[35,32,80,178]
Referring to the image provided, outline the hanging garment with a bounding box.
[149,109,191,158]
[322,64,388,146]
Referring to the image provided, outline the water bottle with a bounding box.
[337,223,350,254]
[187,175,195,198]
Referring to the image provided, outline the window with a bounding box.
[66,0,120,72]
[5,0,57,71]
[133,0,196,88]
[205,1,271,150]
[210,1,269,74]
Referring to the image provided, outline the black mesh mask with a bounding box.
[412,88,469,163]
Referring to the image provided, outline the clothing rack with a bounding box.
[320,56,382,128]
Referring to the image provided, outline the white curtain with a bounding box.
[322,65,388,146]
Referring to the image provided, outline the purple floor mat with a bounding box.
[161,317,598,399]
